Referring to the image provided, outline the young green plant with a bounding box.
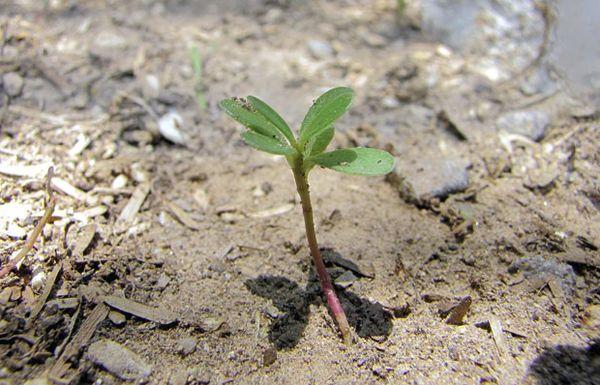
[219,87,395,344]
[190,45,206,111]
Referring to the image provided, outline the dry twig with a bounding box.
[0,167,56,278]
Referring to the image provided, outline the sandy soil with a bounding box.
[0,1,598,385]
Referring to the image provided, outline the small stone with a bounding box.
[93,31,127,49]
[143,74,161,99]
[219,212,244,224]
[111,174,128,189]
[86,339,152,381]
[361,31,387,48]
[388,156,469,205]
[264,303,284,319]
[382,96,400,109]
[193,188,210,211]
[31,271,46,291]
[262,346,277,367]
[509,255,576,294]
[582,305,600,329]
[3,72,24,97]
[496,110,550,141]
[158,111,188,145]
[131,163,149,183]
[252,185,265,198]
[0,288,11,305]
[108,310,126,326]
[334,270,358,289]
[187,367,211,385]
[307,40,334,60]
[524,164,559,193]
[176,337,197,356]
[521,67,555,96]
[169,370,189,385]
[68,92,89,109]
[156,273,171,290]
[372,364,389,378]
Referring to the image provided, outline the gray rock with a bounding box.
[509,255,576,294]
[388,156,470,205]
[176,337,197,356]
[334,270,358,289]
[548,0,600,104]
[156,273,171,290]
[307,40,334,60]
[108,310,126,326]
[382,96,400,109]
[496,110,550,141]
[187,367,211,384]
[93,31,128,49]
[401,104,435,127]
[86,339,152,381]
[420,0,545,82]
[169,370,189,385]
[520,66,556,96]
[3,72,24,97]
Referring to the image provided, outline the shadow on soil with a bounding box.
[528,339,600,385]
[245,265,393,349]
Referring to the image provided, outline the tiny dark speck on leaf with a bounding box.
[377,159,382,164]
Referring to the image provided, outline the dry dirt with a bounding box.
[0,1,598,385]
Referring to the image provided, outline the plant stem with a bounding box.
[292,159,351,344]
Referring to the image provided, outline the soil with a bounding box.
[0,1,598,385]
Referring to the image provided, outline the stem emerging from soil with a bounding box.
[292,158,351,344]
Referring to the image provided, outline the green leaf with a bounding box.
[309,147,395,176]
[299,87,353,145]
[304,125,334,157]
[219,98,284,142]
[247,96,296,145]
[241,131,297,156]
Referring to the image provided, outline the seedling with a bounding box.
[189,45,206,111]
[219,87,395,343]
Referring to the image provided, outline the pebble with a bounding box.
[582,305,600,329]
[169,370,189,385]
[360,30,387,47]
[143,74,161,99]
[334,270,358,289]
[508,255,576,294]
[93,31,128,49]
[111,174,128,189]
[176,337,197,356]
[86,339,152,381]
[108,310,126,326]
[31,271,46,291]
[262,346,277,366]
[389,156,470,204]
[155,273,171,290]
[307,40,334,60]
[3,72,24,97]
[264,303,284,319]
[158,111,188,145]
[496,110,550,141]
[382,96,401,109]
[520,67,555,96]
[187,367,211,384]
[372,364,389,378]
